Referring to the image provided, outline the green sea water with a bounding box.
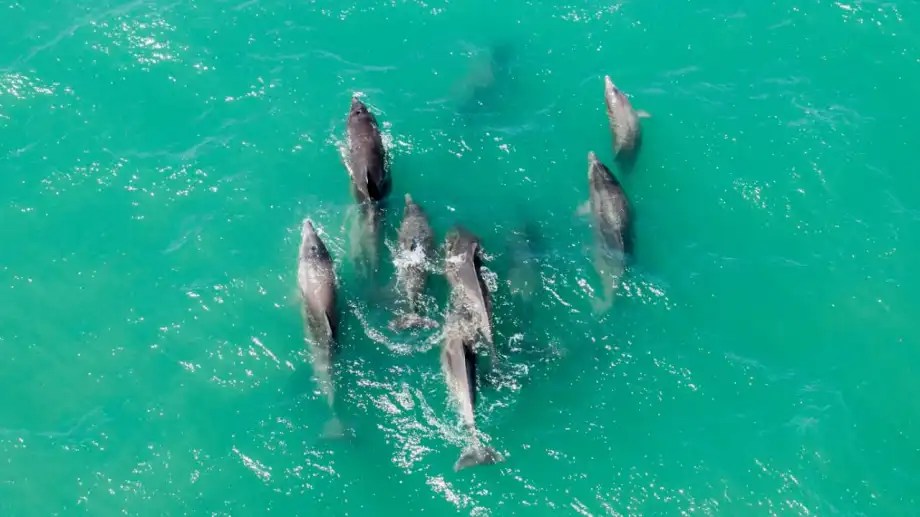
[3,0,920,514]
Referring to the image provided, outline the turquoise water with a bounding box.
[3,0,920,514]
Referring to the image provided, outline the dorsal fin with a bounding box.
[323,311,335,341]
[359,166,371,199]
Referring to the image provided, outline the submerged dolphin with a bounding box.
[346,199,383,279]
[505,221,542,304]
[441,300,502,472]
[297,219,344,437]
[390,194,438,330]
[455,42,515,115]
[586,152,633,311]
[603,75,650,168]
[444,227,495,353]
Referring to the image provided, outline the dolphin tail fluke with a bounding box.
[322,416,346,439]
[454,445,502,472]
[389,313,440,331]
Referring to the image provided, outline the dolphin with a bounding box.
[345,97,391,203]
[443,227,495,352]
[505,221,542,304]
[441,300,502,471]
[390,194,438,330]
[587,152,633,312]
[297,219,344,438]
[603,75,650,169]
[456,42,515,115]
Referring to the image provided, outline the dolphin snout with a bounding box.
[604,75,615,91]
[302,218,316,236]
[588,151,599,178]
[405,193,413,205]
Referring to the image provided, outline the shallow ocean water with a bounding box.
[2,0,920,514]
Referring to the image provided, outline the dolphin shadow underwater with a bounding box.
[454,41,517,120]
[485,220,570,384]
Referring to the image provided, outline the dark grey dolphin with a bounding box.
[440,299,502,472]
[603,75,650,168]
[587,152,633,312]
[443,227,494,351]
[297,219,344,437]
[345,97,391,203]
[390,194,438,330]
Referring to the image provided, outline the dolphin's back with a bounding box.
[398,207,433,255]
[442,327,477,428]
[346,110,388,201]
[604,84,640,155]
[298,252,338,345]
[595,186,630,252]
[589,162,631,254]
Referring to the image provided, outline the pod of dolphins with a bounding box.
[296,75,649,472]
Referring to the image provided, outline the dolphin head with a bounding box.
[403,192,425,220]
[300,218,329,260]
[302,218,316,237]
[603,75,620,106]
[588,151,602,179]
[604,74,637,118]
[445,227,486,286]
[349,96,373,122]
[588,151,621,189]
[445,226,479,260]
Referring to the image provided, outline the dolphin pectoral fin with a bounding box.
[576,201,591,217]
[637,110,651,119]
[454,445,503,472]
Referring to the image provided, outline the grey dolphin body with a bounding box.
[441,300,502,471]
[298,219,344,437]
[345,97,391,203]
[587,152,633,311]
[444,227,495,352]
[390,194,438,330]
[344,97,390,278]
[604,75,648,169]
[347,200,383,278]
